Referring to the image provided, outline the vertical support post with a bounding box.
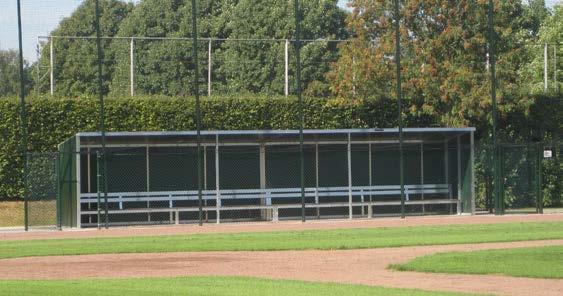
[16,0,29,231]
[352,57,356,96]
[394,0,405,219]
[285,39,289,96]
[94,0,109,228]
[208,39,212,96]
[457,136,462,215]
[555,45,558,94]
[96,151,102,229]
[259,143,270,220]
[191,0,203,226]
[544,43,548,92]
[294,0,305,222]
[87,148,92,224]
[347,133,353,219]
[146,145,151,223]
[420,142,425,213]
[368,142,373,217]
[215,135,220,224]
[204,146,208,222]
[489,0,501,215]
[130,38,135,96]
[56,152,62,230]
[315,143,320,219]
[444,140,451,214]
[50,37,54,96]
[470,131,476,214]
[537,142,544,214]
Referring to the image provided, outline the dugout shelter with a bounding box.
[58,128,475,228]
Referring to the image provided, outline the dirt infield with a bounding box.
[1,239,562,296]
[2,213,563,241]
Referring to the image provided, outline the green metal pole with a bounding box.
[488,0,502,215]
[16,0,29,231]
[394,0,405,219]
[294,0,305,222]
[192,0,203,226]
[94,0,109,228]
[96,152,102,229]
[56,153,62,230]
[537,142,543,214]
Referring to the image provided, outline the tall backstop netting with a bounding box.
[56,128,476,228]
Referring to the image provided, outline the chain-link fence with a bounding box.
[4,1,561,230]
[25,153,59,229]
[474,141,561,214]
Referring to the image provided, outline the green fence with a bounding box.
[24,153,60,229]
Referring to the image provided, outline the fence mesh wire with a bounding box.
[25,153,59,229]
[4,1,561,229]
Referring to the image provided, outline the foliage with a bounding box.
[34,0,133,96]
[109,0,347,96]
[328,0,543,127]
[217,0,347,95]
[109,0,236,96]
[519,4,562,94]
[0,94,426,199]
[0,50,32,96]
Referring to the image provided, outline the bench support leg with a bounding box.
[272,207,279,222]
[368,204,373,218]
[175,210,179,225]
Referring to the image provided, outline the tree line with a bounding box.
[1,1,561,129]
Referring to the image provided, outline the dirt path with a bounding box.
[3,213,563,241]
[1,240,562,296]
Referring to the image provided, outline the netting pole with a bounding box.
[96,151,102,229]
[192,0,203,226]
[489,0,502,215]
[394,0,405,219]
[16,0,29,231]
[208,39,212,96]
[56,153,62,230]
[94,0,109,228]
[536,142,543,214]
[544,43,548,92]
[130,38,135,96]
[50,37,54,95]
[294,0,305,222]
[285,39,289,96]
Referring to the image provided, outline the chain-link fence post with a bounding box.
[96,151,102,229]
[536,142,544,214]
[56,152,62,230]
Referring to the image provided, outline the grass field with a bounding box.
[1,221,562,259]
[391,245,563,279]
[0,276,474,296]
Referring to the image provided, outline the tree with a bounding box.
[35,0,133,96]
[0,49,32,97]
[218,0,348,96]
[328,0,539,127]
[520,3,562,94]
[110,0,346,96]
[110,0,238,96]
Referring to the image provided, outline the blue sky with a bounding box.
[0,0,559,62]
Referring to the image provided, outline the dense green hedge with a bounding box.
[0,95,437,199]
[1,95,559,208]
